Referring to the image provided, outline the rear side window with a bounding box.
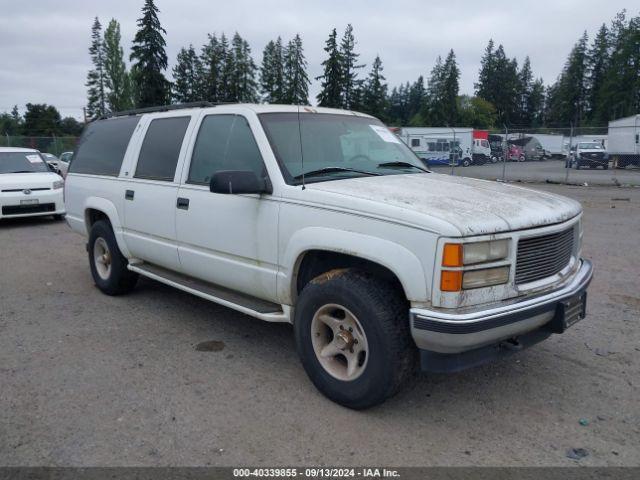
[70,116,140,176]
[134,116,190,181]
[188,115,265,185]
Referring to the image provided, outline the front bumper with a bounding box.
[410,259,593,371]
[0,189,65,219]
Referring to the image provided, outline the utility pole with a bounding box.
[501,124,508,182]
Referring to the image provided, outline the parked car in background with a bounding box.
[42,152,69,177]
[570,142,608,169]
[64,103,593,409]
[0,147,65,220]
[60,151,73,164]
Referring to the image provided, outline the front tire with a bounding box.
[294,269,415,409]
[88,220,138,295]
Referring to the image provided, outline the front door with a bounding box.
[122,115,192,271]
[176,113,279,302]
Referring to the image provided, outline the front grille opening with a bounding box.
[515,227,574,284]
[2,203,56,215]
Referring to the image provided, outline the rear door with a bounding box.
[122,115,194,271]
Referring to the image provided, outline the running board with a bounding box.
[127,262,291,323]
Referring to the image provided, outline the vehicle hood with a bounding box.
[305,173,582,236]
[0,172,61,190]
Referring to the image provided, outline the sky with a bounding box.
[0,0,633,120]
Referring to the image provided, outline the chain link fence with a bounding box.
[425,125,640,187]
[0,135,78,157]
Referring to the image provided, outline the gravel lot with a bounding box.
[431,159,640,186]
[1,184,639,467]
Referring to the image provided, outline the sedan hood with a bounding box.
[305,173,582,236]
[0,172,61,190]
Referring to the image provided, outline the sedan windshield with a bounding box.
[259,112,428,185]
[0,152,50,174]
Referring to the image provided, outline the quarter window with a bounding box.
[134,116,190,181]
[188,115,265,185]
[70,116,140,176]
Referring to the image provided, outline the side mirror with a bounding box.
[209,170,271,195]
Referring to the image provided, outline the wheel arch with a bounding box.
[281,227,429,305]
[83,197,131,258]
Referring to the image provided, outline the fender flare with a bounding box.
[279,227,429,304]
[83,196,132,258]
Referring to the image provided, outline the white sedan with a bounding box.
[0,147,66,220]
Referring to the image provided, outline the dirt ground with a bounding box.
[1,184,639,467]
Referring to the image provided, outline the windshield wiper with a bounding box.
[377,161,429,173]
[293,167,381,180]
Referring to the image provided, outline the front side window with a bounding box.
[0,152,50,174]
[135,116,190,181]
[188,114,265,185]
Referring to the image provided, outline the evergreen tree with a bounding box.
[316,28,343,107]
[516,56,533,126]
[528,78,546,127]
[283,34,310,104]
[546,32,589,126]
[130,0,170,107]
[339,24,365,109]
[361,55,389,120]
[104,19,133,112]
[86,17,107,119]
[585,24,609,123]
[422,55,444,125]
[475,39,497,107]
[407,76,425,121]
[172,45,202,103]
[475,41,519,125]
[199,34,223,102]
[260,37,286,103]
[218,34,234,102]
[229,33,258,102]
[440,50,460,125]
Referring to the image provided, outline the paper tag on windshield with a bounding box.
[370,125,401,144]
[26,154,43,164]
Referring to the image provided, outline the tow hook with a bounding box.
[499,338,522,351]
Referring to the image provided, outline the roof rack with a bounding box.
[104,101,220,119]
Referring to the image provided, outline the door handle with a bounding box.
[177,197,190,210]
[125,190,134,200]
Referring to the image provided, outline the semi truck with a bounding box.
[607,115,639,168]
[398,127,491,167]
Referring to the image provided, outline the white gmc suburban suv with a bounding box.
[0,147,65,220]
[64,103,593,408]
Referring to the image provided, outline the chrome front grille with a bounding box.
[515,227,575,284]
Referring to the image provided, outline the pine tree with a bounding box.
[200,34,224,102]
[229,33,258,102]
[517,56,533,126]
[528,78,546,127]
[316,28,343,108]
[361,55,389,120]
[104,19,133,112]
[172,45,202,103]
[586,24,609,123]
[260,38,286,103]
[408,76,425,121]
[546,32,589,126]
[86,17,107,119]
[130,0,170,108]
[475,39,497,106]
[475,41,519,126]
[283,34,310,105]
[423,55,444,125]
[441,50,460,125]
[339,24,365,109]
[218,34,234,102]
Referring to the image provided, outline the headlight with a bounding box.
[462,267,510,289]
[440,239,511,292]
[53,180,64,189]
[443,239,509,266]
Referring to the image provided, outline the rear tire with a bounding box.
[88,220,138,295]
[462,158,471,167]
[294,269,416,409]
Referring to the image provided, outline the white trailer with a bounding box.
[607,115,639,168]
[398,127,489,167]
[531,134,566,158]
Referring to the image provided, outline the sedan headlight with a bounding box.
[53,180,64,189]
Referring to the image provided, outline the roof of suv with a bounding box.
[107,103,376,119]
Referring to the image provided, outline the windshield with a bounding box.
[259,113,428,184]
[578,142,603,149]
[0,152,50,174]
